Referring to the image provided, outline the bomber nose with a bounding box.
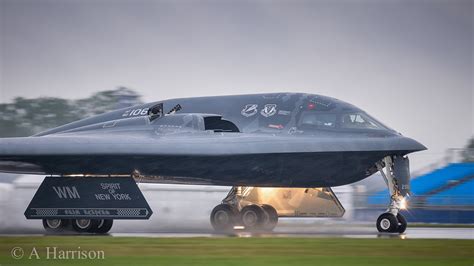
[399,136,427,153]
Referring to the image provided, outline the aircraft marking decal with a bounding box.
[260,104,278,117]
[241,104,258,117]
[122,108,149,117]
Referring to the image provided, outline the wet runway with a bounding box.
[2,226,473,239]
[109,227,474,239]
[1,215,472,239]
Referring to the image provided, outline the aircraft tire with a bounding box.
[396,213,407,233]
[261,204,278,232]
[42,219,69,232]
[376,213,399,233]
[240,204,265,231]
[72,219,100,233]
[89,219,114,234]
[210,204,239,232]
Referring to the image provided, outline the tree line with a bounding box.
[0,87,143,137]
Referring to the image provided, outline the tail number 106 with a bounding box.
[122,108,149,117]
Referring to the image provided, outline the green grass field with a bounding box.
[0,236,472,266]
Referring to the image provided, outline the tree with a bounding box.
[461,137,474,162]
[0,87,143,137]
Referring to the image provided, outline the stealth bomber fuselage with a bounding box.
[0,93,425,187]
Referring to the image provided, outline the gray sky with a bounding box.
[0,0,472,171]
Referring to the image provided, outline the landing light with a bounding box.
[259,187,276,197]
[400,198,408,210]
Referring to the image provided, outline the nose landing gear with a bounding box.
[375,156,409,234]
[376,213,407,233]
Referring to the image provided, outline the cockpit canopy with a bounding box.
[216,93,395,134]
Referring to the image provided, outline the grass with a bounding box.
[0,236,472,265]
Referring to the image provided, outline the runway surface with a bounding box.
[109,227,474,239]
[1,226,473,239]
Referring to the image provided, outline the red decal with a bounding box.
[268,124,284,129]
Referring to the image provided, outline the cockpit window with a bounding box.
[152,114,203,131]
[297,112,388,131]
[204,117,240,132]
[298,112,337,129]
[340,113,384,129]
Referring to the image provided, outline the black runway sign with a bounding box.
[25,177,153,219]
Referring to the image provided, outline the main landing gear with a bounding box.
[375,156,408,234]
[210,187,278,232]
[42,219,114,234]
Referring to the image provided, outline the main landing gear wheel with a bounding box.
[95,219,114,234]
[210,203,279,233]
[42,219,114,234]
[240,204,266,231]
[72,219,100,233]
[42,219,69,232]
[261,204,278,232]
[212,187,281,233]
[210,204,239,232]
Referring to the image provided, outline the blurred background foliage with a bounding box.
[0,87,143,137]
[462,137,474,162]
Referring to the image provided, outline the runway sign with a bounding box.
[24,176,153,219]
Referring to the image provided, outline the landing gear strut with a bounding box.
[210,186,279,232]
[376,156,408,233]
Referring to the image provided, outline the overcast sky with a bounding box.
[0,0,472,171]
